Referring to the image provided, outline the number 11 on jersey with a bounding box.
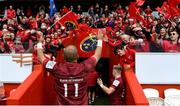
[63,83,78,97]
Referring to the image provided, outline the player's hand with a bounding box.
[97,30,103,40]
[97,78,103,85]
[103,34,108,42]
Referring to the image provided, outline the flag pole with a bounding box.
[47,11,72,30]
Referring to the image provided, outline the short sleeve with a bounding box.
[43,58,57,72]
[82,57,97,72]
[111,79,120,89]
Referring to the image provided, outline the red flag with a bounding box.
[167,0,180,16]
[161,1,172,18]
[156,7,163,13]
[156,2,169,14]
[59,11,79,30]
[77,25,106,40]
[90,28,106,36]
[136,0,145,6]
[78,28,106,53]
[162,1,169,12]
[156,1,178,18]
[128,2,147,26]
[78,23,92,33]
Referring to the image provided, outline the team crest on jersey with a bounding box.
[113,80,120,87]
[46,61,56,69]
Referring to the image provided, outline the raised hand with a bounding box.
[97,29,103,40]
[103,34,108,42]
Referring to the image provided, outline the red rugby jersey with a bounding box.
[110,77,124,105]
[43,57,96,105]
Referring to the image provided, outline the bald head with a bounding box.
[63,45,78,62]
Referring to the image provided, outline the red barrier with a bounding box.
[43,72,57,105]
[124,70,149,105]
[4,83,19,97]
[6,65,149,105]
[7,65,45,105]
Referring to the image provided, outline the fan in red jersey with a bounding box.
[114,43,135,70]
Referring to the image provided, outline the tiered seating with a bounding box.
[143,88,159,98]
[143,88,164,106]
[164,88,180,106]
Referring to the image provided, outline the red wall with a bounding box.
[7,65,45,105]
[142,84,180,98]
[6,65,58,105]
[0,83,19,105]
[5,65,149,105]
[4,84,20,97]
[43,72,58,104]
[124,70,149,105]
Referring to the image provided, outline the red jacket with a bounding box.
[145,8,152,16]
[0,30,2,38]
[29,19,38,29]
[7,9,16,19]
[119,48,135,68]
[139,40,150,52]
[16,30,25,38]
[162,40,180,52]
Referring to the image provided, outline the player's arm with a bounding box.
[92,30,103,62]
[97,78,115,95]
[37,34,46,64]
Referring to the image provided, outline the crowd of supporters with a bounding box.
[0,2,180,64]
